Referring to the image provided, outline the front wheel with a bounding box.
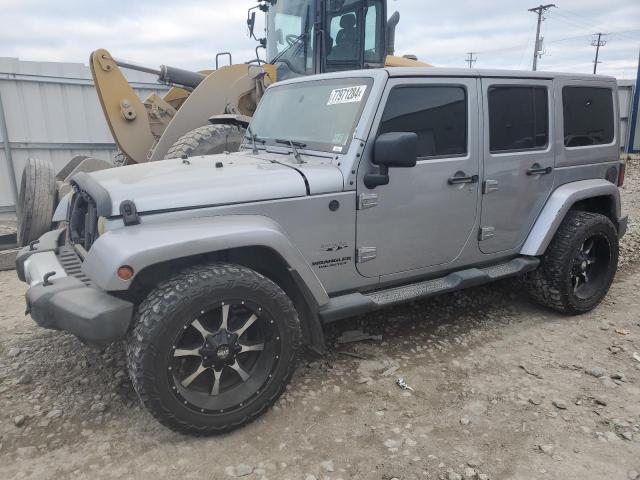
[126,263,301,435]
[525,210,619,314]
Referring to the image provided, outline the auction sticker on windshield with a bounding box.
[327,85,368,106]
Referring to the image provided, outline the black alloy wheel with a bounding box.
[525,210,619,314]
[168,299,280,413]
[127,263,301,435]
[570,234,612,300]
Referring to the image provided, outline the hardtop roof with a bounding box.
[271,66,617,87]
[385,66,616,82]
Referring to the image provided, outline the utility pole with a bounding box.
[465,52,477,69]
[529,4,555,71]
[591,33,607,74]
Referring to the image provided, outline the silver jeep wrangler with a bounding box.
[16,67,627,434]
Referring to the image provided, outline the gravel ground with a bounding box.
[1,161,640,480]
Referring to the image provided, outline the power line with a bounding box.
[529,4,556,71]
[591,32,607,74]
[551,12,596,33]
[432,29,640,68]
[551,11,640,42]
[555,7,610,33]
[608,30,640,43]
[518,22,539,69]
[465,52,477,68]
[551,10,602,33]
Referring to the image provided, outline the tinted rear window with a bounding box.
[563,87,614,147]
[488,86,549,153]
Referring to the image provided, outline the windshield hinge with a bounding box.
[120,200,141,227]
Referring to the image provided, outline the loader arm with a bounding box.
[90,49,157,164]
[384,55,431,67]
[148,64,276,162]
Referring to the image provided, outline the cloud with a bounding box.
[0,0,638,78]
[390,0,640,77]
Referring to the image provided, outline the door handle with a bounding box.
[448,172,479,185]
[527,164,553,176]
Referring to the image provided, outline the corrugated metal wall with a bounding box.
[0,57,168,212]
[618,80,635,153]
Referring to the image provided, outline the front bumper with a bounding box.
[16,230,134,347]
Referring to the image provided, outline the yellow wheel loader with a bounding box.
[17,0,428,245]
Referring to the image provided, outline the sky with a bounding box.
[0,0,638,79]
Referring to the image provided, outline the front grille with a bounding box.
[69,189,99,251]
[58,245,93,286]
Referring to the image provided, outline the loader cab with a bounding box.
[265,0,387,80]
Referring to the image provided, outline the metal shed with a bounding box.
[618,80,636,153]
[0,57,168,212]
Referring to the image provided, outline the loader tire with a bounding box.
[16,158,56,247]
[112,151,130,167]
[164,124,246,160]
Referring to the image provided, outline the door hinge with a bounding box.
[357,246,377,263]
[482,179,499,194]
[358,193,378,210]
[479,226,495,241]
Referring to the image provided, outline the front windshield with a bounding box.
[248,78,373,154]
[266,0,314,80]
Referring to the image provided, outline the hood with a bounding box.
[85,152,343,215]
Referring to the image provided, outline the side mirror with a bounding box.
[364,132,418,189]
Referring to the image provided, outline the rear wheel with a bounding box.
[16,158,56,246]
[164,124,246,159]
[525,210,619,314]
[126,263,301,435]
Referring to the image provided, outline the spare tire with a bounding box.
[164,124,246,159]
[16,158,57,247]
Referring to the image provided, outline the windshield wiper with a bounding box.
[276,138,307,163]
[244,125,265,154]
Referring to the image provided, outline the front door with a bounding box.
[479,79,555,254]
[356,78,480,278]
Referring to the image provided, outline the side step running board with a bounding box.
[318,256,539,323]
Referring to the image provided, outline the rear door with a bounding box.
[479,78,555,254]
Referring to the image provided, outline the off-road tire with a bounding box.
[126,262,301,435]
[164,124,246,159]
[525,210,618,314]
[16,158,56,247]
[112,151,130,167]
